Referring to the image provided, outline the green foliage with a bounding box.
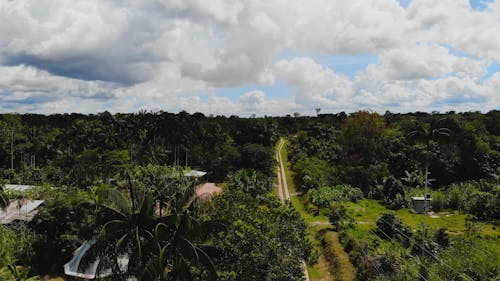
[429,180,499,220]
[29,188,96,273]
[328,204,348,230]
[375,213,413,247]
[434,228,449,248]
[292,157,336,191]
[84,166,221,281]
[239,143,274,175]
[429,238,499,281]
[225,169,272,198]
[306,185,363,209]
[378,176,408,209]
[0,225,15,268]
[210,171,311,280]
[7,265,38,281]
[0,183,8,209]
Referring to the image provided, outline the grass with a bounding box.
[343,198,500,248]
[278,138,500,279]
[341,198,500,281]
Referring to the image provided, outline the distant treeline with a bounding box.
[0,111,277,187]
[0,110,498,190]
[285,110,499,191]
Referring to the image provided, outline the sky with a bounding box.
[0,0,499,116]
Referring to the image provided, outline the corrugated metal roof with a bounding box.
[0,199,44,224]
[185,170,207,177]
[64,241,131,279]
[4,184,37,192]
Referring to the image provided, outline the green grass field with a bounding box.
[343,199,500,246]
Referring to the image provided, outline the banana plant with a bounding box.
[7,265,38,281]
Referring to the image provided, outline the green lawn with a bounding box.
[343,199,500,245]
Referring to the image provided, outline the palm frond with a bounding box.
[103,188,131,216]
[196,246,217,281]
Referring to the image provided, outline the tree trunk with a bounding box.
[10,129,14,171]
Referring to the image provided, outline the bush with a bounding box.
[328,203,348,230]
[375,213,413,247]
[0,225,15,268]
[306,185,363,208]
[434,228,449,248]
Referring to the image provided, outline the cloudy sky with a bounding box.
[0,0,499,116]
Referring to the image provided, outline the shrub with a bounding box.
[328,203,348,230]
[306,185,363,208]
[375,213,413,247]
[434,228,449,248]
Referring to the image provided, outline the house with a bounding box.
[0,199,44,224]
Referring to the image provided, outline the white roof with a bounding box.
[412,197,432,200]
[4,184,37,192]
[184,170,207,177]
[0,199,44,224]
[64,241,131,280]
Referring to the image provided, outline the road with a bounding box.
[276,138,310,281]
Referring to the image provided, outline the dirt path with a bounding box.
[276,138,310,281]
[277,138,356,281]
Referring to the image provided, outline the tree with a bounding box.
[85,168,221,280]
[0,185,8,210]
[153,212,220,281]
[1,114,26,172]
[407,120,451,194]
[29,189,96,274]
[226,169,272,198]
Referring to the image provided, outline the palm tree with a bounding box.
[154,212,221,281]
[85,169,222,280]
[407,119,450,281]
[407,120,451,199]
[83,184,157,279]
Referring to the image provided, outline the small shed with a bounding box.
[412,194,432,214]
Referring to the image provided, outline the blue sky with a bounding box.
[0,0,498,115]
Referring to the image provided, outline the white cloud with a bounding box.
[362,43,489,81]
[275,57,354,110]
[0,0,498,115]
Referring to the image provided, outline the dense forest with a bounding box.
[0,110,498,280]
[0,111,277,186]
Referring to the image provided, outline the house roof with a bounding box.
[185,170,207,178]
[411,197,432,201]
[64,241,131,279]
[4,184,37,192]
[0,199,44,224]
[195,183,221,201]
